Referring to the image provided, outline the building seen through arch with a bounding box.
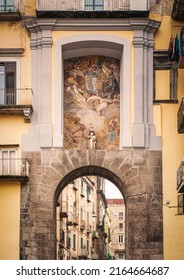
[56,176,125,260]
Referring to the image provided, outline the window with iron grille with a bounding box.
[85,0,104,11]
[0,0,15,12]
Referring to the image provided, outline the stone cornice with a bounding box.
[24,18,160,32]
[0,48,24,57]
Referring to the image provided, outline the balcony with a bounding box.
[87,223,92,233]
[0,88,33,122]
[60,202,68,219]
[91,252,98,260]
[0,0,21,20]
[92,231,98,239]
[73,215,79,226]
[177,161,184,193]
[67,215,79,226]
[0,158,30,182]
[80,219,86,230]
[172,0,184,21]
[72,181,78,190]
[79,248,88,259]
[177,97,184,133]
[36,0,149,18]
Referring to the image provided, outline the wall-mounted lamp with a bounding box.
[163,200,178,208]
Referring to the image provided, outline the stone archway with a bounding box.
[20,149,163,260]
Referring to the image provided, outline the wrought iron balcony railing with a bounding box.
[36,0,149,12]
[92,231,98,239]
[0,88,33,122]
[177,160,184,193]
[60,201,68,219]
[0,158,30,180]
[177,97,184,133]
[79,248,88,258]
[80,219,86,230]
[0,88,33,106]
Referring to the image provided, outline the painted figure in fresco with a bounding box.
[88,124,96,150]
[87,95,119,116]
[84,59,100,96]
[102,64,120,99]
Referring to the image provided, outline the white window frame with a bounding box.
[118,234,124,244]
[0,57,20,104]
[0,148,17,175]
[119,212,124,220]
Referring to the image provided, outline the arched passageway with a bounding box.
[56,176,125,260]
[20,149,163,260]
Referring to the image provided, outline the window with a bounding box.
[81,179,85,196]
[153,51,178,102]
[0,0,15,12]
[73,202,77,216]
[73,234,76,249]
[0,62,16,105]
[119,212,124,220]
[87,240,89,252]
[119,223,123,230]
[178,194,184,215]
[0,149,16,175]
[85,0,104,11]
[80,207,84,220]
[87,186,91,201]
[118,234,124,243]
[80,237,83,249]
[67,237,71,249]
[60,229,65,243]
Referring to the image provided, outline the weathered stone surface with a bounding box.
[20,149,163,260]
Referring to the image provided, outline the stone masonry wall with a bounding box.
[20,149,163,260]
[150,0,174,15]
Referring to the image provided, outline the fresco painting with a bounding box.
[64,55,120,150]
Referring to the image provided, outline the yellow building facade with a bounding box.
[0,0,184,260]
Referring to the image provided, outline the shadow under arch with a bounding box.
[54,164,127,260]
[54,165,127,204]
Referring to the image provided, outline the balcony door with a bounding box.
[0,62,16,105]
[0,149,16,175]
[85,0,104,11]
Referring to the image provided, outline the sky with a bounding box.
[105,180,123,199]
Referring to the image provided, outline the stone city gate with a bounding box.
[20,149,163,260]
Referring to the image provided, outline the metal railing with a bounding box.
[177,96,184,133]
[0,158,30,177]
[79,248,88,257]
[36,0,131,11]
[177,161,184,190]
[0,0,16,12]
[92,231,98,239]
[80,219,86,229]
[0,88,33,106]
